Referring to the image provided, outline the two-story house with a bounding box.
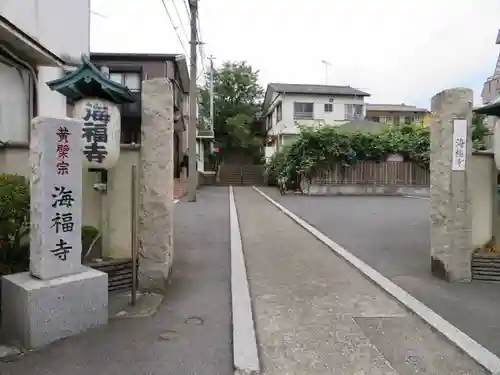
[365,104,429,125]
[90,53,190,180]
[262,83,370,157]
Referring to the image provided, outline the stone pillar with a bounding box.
[138,79,174,291]
[430,88,474,282]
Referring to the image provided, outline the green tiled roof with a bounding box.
[474,95,500,116]
[46,55,136,104]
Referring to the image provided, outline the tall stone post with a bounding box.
[2,117,108,349]
[138,79,174,291]
[430,88,474,282]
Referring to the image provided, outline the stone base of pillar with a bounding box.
[1,267,108,349]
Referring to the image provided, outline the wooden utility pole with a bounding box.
[187,0,198,202]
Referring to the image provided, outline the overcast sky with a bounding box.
[91,0,500,108]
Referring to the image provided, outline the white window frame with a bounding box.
[276,103,282,122]
[109,72,141,92]
[344,104,364,120]
[294,102,314,120]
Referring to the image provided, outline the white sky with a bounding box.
[91,0,500,108]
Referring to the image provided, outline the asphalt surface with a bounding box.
[234,187,487,375]
[0,187,233,375]
[260,187,500,358]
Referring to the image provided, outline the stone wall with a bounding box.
[306,184,429,197]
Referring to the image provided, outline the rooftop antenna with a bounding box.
[494,30,500,77]
[321,60,332,84]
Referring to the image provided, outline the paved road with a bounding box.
[234,187,487,375]
[0,187,233,375]
[260,187,500,358]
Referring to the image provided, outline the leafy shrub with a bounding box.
[0,174,30,274]
[267,124,431,183]
[265,145,289,185]
[81,225,101,263]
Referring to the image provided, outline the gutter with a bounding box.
[0,15,66,67]
[263,91,286,118]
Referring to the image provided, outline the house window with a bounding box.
[344,104,363,120]
[404,116,413,125]
[266,115,272,131]
[109,72,141,92]
[372,116,380,122]
[324,103,333,112]
[276,103,282,122]
[293,102,314,119]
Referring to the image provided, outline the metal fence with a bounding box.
[311,161,429,186]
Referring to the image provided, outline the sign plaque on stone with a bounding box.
[30,117,83,280]
[452,119,467,171]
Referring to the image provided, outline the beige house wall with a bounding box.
[469,154,495,249]
[0,144,140,260]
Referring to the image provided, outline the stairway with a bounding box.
[217,164,265,186]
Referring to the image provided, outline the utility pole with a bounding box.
[187,0,198,202]
[208,55,216,132]
[321,60,331,84]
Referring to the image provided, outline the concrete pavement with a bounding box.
[234,187,488,375]
[0,185,494,374]
[257,188,500,359]
[0,187,233,375]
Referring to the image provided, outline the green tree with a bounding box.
[472,113,488,150]
[199,61,264,152]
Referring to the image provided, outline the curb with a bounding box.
[229,186,260,375]
[404,196,430,200]
[253,186,500,375]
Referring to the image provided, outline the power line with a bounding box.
[180,0,205,80]
[182,0,191,21]
[160,0,189,56]
[171,0,190,44]
[196,14,207,80]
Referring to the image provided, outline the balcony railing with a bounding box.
[293,112,314,120]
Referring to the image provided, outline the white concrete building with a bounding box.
[262,83,370,158]
[0,0,90,143]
